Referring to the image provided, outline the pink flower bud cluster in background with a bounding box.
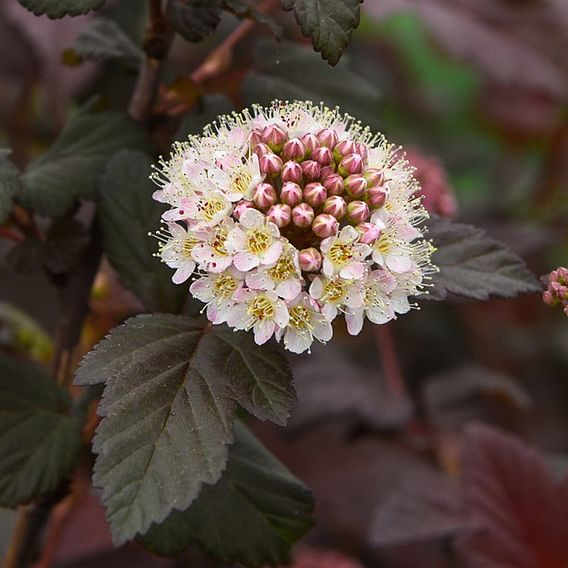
[404,148,457,218]
[152,101,435,352]
[543,267,568,317]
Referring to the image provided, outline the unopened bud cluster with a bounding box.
[152,101,435,353]
[543,267,568,317]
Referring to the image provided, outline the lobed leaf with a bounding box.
[98,149,187,314]
[0,151,22,225]
[456,424,568,566]
[18,108,154,217]
[18,0,105,18]
[0,355,82,507]
[139,421,313,565]
[65,17,144,70]
[426,216,541,301]
[74,314,295,544]
[281,0,362,66]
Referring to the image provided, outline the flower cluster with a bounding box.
[152,101,435,353]
[543,267,568,317]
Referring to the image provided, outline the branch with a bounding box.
[374,323,408,398]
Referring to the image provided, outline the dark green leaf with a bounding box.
[7,218,89,275]
[0,151,22,224]
[281,0,361,65]
[18,0,105,18]
[426,216,541,301]
[98,149,186,314]
[224,0,282,37]
[242,40,381,128]
[18,108,154,217]
[167,0,223,43]
[0,355,82,507]
[176,94,233,140]
[139,421,313,565]
[74,314,294,544]
[66,17,143,70]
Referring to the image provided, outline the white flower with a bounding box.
[344,269,397,335]
[245,244,302,300]
[276,293,332,354]
[320,225,371,279]
[309,275,364,320]
[371,227,415,274]
[157,222,201,284]
[189,268,244,324]
[208,153,263,202]
[226,209,283,271]
[152,100,436,352]
[191,218,234,273]
[226,289,289,345]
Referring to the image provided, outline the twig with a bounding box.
[374,323,408,398]
[0,227,25,243]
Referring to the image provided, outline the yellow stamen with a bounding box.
[247,228,271,254]
[213,274,237,298]
[328,242,353,266]
[248,295,275,320]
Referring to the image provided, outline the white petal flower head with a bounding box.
[226,208,283,272]
[189,267,245,324]
[246,243,302,301]
[277,293,333,354]
[320,225,371,279]
[156,222,201,284]
[227,289,289,345]
[152,101,436,352]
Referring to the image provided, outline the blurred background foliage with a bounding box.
[0,0,567,566]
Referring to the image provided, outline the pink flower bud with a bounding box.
[357,143,369,160]
[303,182,327,208]
[346,200,370,224]
[299,247,322,272]
[364,168,384,186]
[320,165,336,181]
[300,133,319,156]
[344,174,368,198]
[261,124,287,152]
[248,130,263,147]
[292,203,315,228]
[356,222,381,244]
[302,160,321,182]
[312,146,333,166]
[253,142,271,158]
[333,139,357,161]
[280,181,302,207]
[323,173,344,196]
[367,185,387,208]
[322,196,346,219]
[259,153,283,177]
[281,160,303,184]
[316,128,339,148]
[233,200,255,220]
[282,138,306,162]
[312,213,339,238]
[338,153,364,176]
[266,204,292,228]
[253,182,277,210]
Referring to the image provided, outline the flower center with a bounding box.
[364,284,385,308]
[231,166,253,195]
[289,305,313,330]
[182,236,199,257]
[211,227,229,256]
[202,198,225,221]
[213,274,237,298]
[247,228,271,254]
[268,253,296,282]
[248,295,275,320]
[328,242,353,265]
[321,279,346,303]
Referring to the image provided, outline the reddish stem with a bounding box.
[0,227,25,243]
[374,323,408,397]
